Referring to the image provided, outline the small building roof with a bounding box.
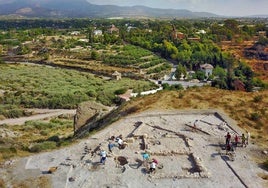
[112,71,121,76]
[108,24,119,33]
[200,63,214,69]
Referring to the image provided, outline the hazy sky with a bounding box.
[87,0,268,16]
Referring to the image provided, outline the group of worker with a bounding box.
[99,135,159,174]
[99,135,125,165]
[225,130,250,154]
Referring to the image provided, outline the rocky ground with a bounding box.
[1,109,268,188]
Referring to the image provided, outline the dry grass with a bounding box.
[258,173,268,180]
[12,176,51,188]
[0,117,74,163]
[0,178,5,188]
[220,40,268,83]
[258,172,268,188]
[122,87,268,148]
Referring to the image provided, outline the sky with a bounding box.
[87,0,268,17]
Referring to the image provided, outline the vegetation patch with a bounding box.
[0,147,17,160]
[0,117,74,162]
[263,159,268,171]
[0,64,156,118]
[29,141,57,153]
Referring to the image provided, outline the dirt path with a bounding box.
[0,109,76,125]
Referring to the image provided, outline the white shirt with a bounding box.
[100,151,106,157]
[117,138,123,145]
[150,162,156,169]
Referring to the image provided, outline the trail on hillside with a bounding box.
[0,109,76,125]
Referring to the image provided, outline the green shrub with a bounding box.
[96,91,116,106]
[178,92,184,99]
[50,118,64,125]
[25,121,53,130]
[58,140,71,147]
[29,141,57,153]
[171,84,183,90]
[47,135,60,143]
[114,88,127,95]
[0,105,25,118]
[86,89,97,98]
[253,95,263,103]
[250,112,261,121]
[162,83,171,90]
[263,159,268,171]
[0,147,17,159]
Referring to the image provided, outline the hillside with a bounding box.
[0,87,267,161]
[0,0,218,18]
[220,40,268,83]
[121,87,268,148]
[0,87,268,187]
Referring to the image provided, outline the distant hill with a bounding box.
[0,0,219,18]
[247,15,268,18]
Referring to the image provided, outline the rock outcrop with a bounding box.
[73,101,110,134]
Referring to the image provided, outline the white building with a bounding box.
[200,64,214,77]
[196,30,206,34]
[93,30,103,36]
[70,31,80,35]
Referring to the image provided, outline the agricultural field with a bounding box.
[0,63,157,118]
[49,44,172,80]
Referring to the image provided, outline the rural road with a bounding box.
[0,109,76,125]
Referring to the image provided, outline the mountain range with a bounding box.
[0,0,219,18]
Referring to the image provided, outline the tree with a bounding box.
[88,27,93,45]
[175,63,187,80]
[234,62,254,81]
[213,65,227,79]
[224,19,239,33]
[0,45,2,55]
[162,40,178,59]
[211,65,228,89]
[193,70,206,81]
[91,50,99,60]
[177,50,191,64]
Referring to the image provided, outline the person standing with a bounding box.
[241,133,246,147]
[100,150,107,165]
[108,141,114,152]
[246,131,250,145]
[226,132,231,145]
